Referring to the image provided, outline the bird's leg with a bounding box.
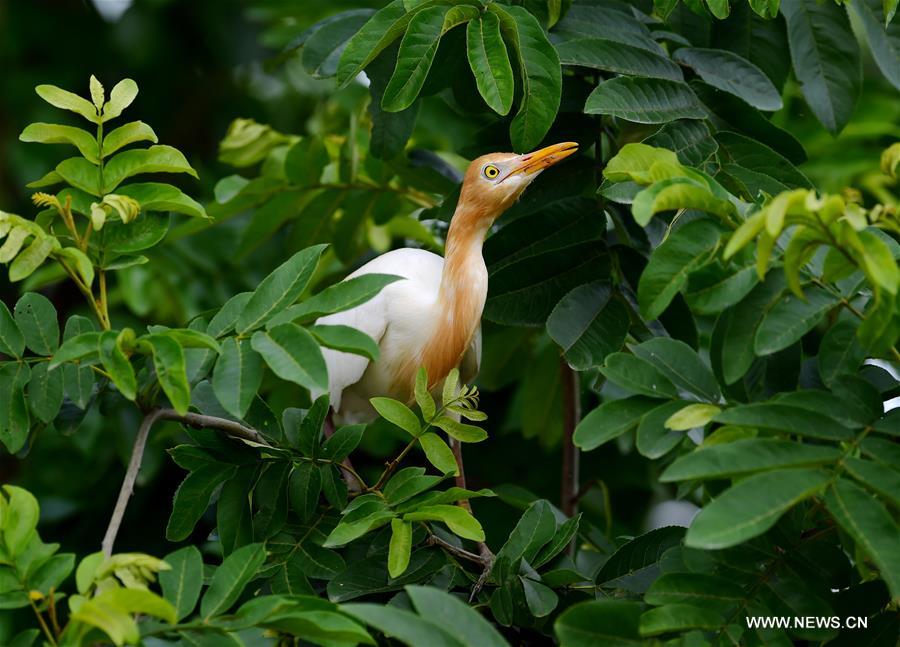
[325,409,362,493]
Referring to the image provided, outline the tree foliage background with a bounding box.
[0,0,898,645]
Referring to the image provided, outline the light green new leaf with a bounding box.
[556,38,684,81]
[467,13,515,115]
[102,78,139,122]
[14,292,59,355]
[102,145,198,193]
[19,123,100,163]
[603,143,681,184]
[371,397,421,436]
[48,331,101,368]
[781,0,861,134]
[674,47,782,111]
[418,432,459,475]
[200,543,267,619]
[491,4,562,151]
[585,77,705,123]
[661,438,841,482]
[383,5,480,112]
[159,545,203,621]
[403,504,484,541]
[101,121,158,157]
[414,368,435,419]
[251,323,329,391]
[212,338,263,419]
[116,182,207,219]
[664,403,720,431]
[27,361,63,424]
[574,396,658,451]
[138,334,190,415]
[825,478,900,601]
[9,237,56,282]
[309,324,379,361]
[238,244,327,332]
[98,331,137,400]
[35,84,100,123]
[56,247,95,287]
[638,219,722,319]
[632,178,735,228]
[388,519,413,578]
[686,468,831,549]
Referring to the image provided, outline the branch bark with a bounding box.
[102,408,269,556]
[560,359,581,519]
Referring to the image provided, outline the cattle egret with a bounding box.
[314,142,578,480]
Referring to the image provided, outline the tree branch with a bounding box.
[156,409,270,445]
[102,408,164,556]
[560,359,581,520]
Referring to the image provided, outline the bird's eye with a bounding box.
[483,164,500,180]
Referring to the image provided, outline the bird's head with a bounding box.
[456,141,578,224]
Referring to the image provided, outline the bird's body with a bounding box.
[314,142,578,424]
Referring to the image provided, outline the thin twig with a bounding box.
[559,359,581,520]
[102,409,164,556]
[427,534,489,565]
[156,409,270,445]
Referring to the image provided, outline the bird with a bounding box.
[313,142,578,480]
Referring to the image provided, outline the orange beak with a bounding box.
[505,141,578,180]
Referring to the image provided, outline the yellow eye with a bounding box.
[483,164,500,179]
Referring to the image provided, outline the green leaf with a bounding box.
[102,145,198,193]
[547,281,629,370]
[309,324,379,361]
[200,543,267,619]
[0,301,25,357]
[632,178,735,228]
[631,338,721,403]
[342,603,464,647]
[645,572,746,610]
[418,432,459,475]
[781,0,861,133]
[685,264,758,315]
[322,424,365,461]
[251,323,328,391]
[371,397,421,436]
[212,338,263,419]
[100,121,158,157]
[639,603,722,636]
[27,361,63,423]
[289,462,322,522]
[301,10,375,78]
[159,545,203,621]
[636,401,692,459]
[825,478,900,601]
[844,458,900,509]
[638,220,722,319]
[384,468,439,504]
[716,131,811,191]
[270,273,402,326]
[414,367,436,420]
[97,331,136,400]
[643,120,718,167]
[674,47,783,111]
[600,353,678,400]
[49,331,101,368]
[34,84,99,123]
[604,143,681,183]
[432,416,487,443]
[403,504,484,541]
[166,463,236,541]
[585,77,705,123]
[383,5,480,112]
[554,599,643,646]
[685,468,831,549]
[116,182,207,219]
[714,402,851,440]
[208,293,252,338]
[852,0,900,90]
[10,236,60,283]
[324,507,395,548]
[139,334,190,415]
[754,287,840,356]
[56,247,94,287]
[495,499,559,568]
[101,78,138,122]
[406,585,510,647]
[575,396,658,451]
[466,13,515,115]
[367,47,421,160]
[19,123,100,163]
[14,293,59,355]
[521,576,558,617]
[660,438,842,482]
[533,514,581,569]
[336,0,423,86]
[238,245,327,332]
[491,4,562,150]
[388,519,413,577]
[1,486,40,557]
[557,38,684,81]
[664,403,720,431]
[60,316,96,410]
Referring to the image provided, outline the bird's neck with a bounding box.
[419,206,492,387]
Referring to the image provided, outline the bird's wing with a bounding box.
[313,248,445,412]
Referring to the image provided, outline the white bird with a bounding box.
[313,142,577,428]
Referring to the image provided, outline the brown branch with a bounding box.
[156,409,269,445]
[427,534,489,566]
[102,408,164,556]
[560,359,581,519]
